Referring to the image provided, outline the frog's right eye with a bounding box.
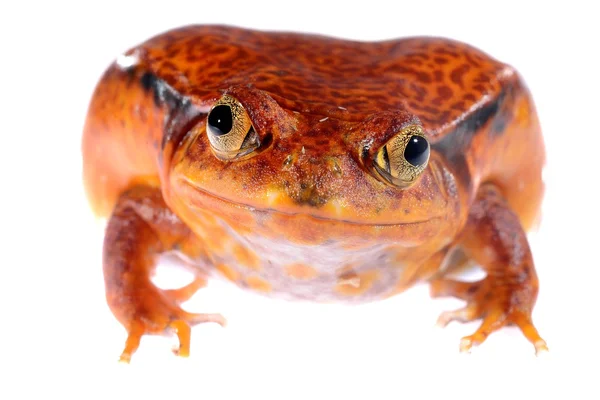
[206,95,260,161]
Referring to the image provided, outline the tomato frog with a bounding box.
[82,25,547,362]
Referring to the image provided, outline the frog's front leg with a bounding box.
[430,184,547,354]
[103,186,226,363]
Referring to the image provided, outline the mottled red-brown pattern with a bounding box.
[82,25,547,361]
[125,25,507,134]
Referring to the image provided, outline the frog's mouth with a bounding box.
[177,177,439,228]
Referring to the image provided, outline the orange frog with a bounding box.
[82,25,547,362]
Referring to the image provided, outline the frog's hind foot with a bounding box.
[117,276,226,363]
[430,277,548,355]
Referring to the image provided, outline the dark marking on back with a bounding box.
[140,72,159,103]
[490,112,509,137]
[140,71,185,111]
[490,84,516,138]
[450,64,470,88]
[137,70,206,155]
[432,83,512,190]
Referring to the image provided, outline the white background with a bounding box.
[1,1,599,398]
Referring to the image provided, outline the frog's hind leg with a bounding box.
[103,186,225,363]
[429,184,547,355]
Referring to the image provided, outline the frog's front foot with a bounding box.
[115,276,226,363]
[103,186,226,363]
[428,184,547,355]
[430,277,547,355]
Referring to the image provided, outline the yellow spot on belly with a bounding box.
[246,275,272,292]
[176,236,208,260]
[216,263,240,282]
[285,263,318,280]
[233,244,261,271]
[197,221,226,252]
[334,270,380,296]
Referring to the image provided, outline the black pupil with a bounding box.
[404,135,430,167]
[208,105,233,135]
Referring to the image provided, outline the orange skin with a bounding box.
[82,25,547,362]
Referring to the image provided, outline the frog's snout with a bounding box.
[280,155,338,208]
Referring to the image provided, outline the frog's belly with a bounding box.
[176,194,447,302]
[193,233,426,303]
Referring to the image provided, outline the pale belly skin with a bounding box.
[82,25,547,362]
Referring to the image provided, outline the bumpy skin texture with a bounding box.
[82,25,547,361]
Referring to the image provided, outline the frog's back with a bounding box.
[125,25,513,139]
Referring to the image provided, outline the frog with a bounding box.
[82,25,548,362]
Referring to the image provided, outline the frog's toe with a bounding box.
[435,303,478,327]
[164,276,207,303]
[512,312,549,355]
[431,277,547,354]
[113,279,225,363]
[119,321,145,363]
[457,309,548,355]
[169,315,226,358]
[457,309,507,353]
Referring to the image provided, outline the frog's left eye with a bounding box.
[372,125,430,188]
[206,95,260,161]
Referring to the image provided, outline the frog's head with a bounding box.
[168,85,460,246]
